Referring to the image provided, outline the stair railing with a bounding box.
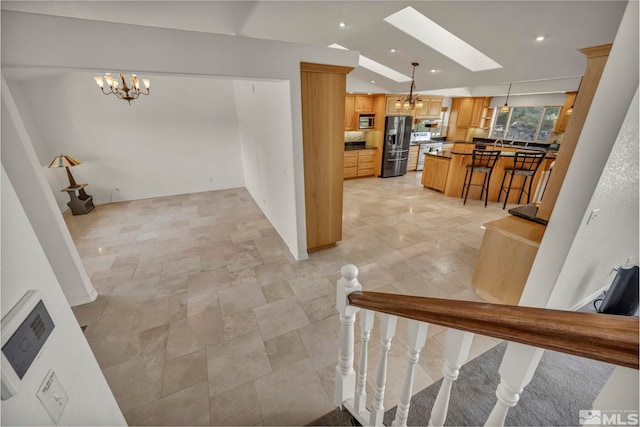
[334,264,639,427]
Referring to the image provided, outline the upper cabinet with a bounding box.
[414,97,443,120]
[446,96,492,141]
[553,92,577,133]
[385,95,443,119]
[354,95,374,113]
[345,96,357,130]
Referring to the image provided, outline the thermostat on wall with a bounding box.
[1,290,55,400]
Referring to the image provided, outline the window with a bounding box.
[491,106,561,142]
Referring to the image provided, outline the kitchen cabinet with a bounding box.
[344,149,377,179]
[480,107,495,129]
[421,154,450,192]
[446,96,492,141]
[414,97,443,120]
[385,96,404,116]
[408,145,419,171]
[354,95,374,112]
[344,96,356,130]
[553,92,577,133]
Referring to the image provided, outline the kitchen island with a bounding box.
[421,142,556,204]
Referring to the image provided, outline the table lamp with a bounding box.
[48,154,82,188]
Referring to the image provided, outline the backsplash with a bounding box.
[344,131,367,142]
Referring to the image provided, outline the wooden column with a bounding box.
[300,62,354,250]
[535,44,612,222]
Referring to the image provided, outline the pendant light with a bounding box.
[500,83,512,112]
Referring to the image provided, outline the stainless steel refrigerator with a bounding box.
[380,116,412,178]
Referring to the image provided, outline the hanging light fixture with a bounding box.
[500,83,512,112]
[94,73,150,105]
[565,76,583,115]
[395,62,424,111]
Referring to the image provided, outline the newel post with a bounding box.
[334,264,362,408]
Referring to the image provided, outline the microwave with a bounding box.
[358,114,375,129]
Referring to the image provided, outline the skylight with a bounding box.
[384,6,502,72]
[329,43,411,83]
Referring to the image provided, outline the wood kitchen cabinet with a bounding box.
[446,96,492,141]
[421,154,450,192]
[408,145,419,171]
[553,92,577,133]
[344,96,356,130]
[344,149,377,179]
[354,95,374,112]
[414,97,443,120]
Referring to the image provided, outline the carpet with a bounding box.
[309,341,614,426]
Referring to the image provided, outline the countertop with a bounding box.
[424,150,557,160]
[454,139,559,154]
[344,145,377,151]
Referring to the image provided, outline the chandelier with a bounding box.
[395,62,424,111]
[94,73,150,105]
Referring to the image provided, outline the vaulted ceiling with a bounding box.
[1,1,628,96]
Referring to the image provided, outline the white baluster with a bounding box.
[334,264,362,408]
[370,314,398,426]
[355,309,375,414]
[484,342,544,427]
[392,320,429,427]
[428,329,474,427]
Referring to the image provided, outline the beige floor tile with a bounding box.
[102,349,165,412]
[162,349,208,396]
[166,310,224,360]
[260,280,294,303]
[253,296,310,341]
[222,310,260,342]
[286,273,334,302]
[218,283,266,317]
[133,292,187,332]
[255,260,297,286]
[254,358,334,426]
[187,267,231,297]
[125,381,210,426]
[297,315,341,370]
[125,323,169,360]
[264,330,309,371]
[300,294,338,323]
[207,332,272,397]
[209,381,263,426]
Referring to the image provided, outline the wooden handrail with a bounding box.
[348,291,639,369]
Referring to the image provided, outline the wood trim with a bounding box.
[536,44,612,221]
[348,291,639,369]
[300,62,354,75]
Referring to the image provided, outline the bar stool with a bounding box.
[461,149,501,207]
[498,151,546,209]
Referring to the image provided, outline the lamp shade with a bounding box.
[48,155,81,169]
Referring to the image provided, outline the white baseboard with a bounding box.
[67,287,98,307]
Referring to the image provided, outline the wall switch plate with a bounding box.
[36,370,68,424]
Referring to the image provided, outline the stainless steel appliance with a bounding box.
[358,114,375,129]
[411,132,443,171]
[381,116,412,178]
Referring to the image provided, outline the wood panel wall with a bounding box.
[300,62,354,251]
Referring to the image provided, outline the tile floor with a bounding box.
[70,171,509,426]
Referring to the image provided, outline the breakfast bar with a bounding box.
[421,142,556,204]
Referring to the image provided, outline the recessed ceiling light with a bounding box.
[384,6,502,72]
[339,22,347,28]
[371,80,375,83]
[328,43,412,82]
[430,69,438,73]
[390,48,396,53]
[536,35,545,41]
[367,92,372,95]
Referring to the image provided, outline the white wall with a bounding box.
[1,167,126,426]
[2,77,97,306]
[234,80,303,259]
[546,88,639,310]
[520,0,639,309]
[16,72,244,205]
